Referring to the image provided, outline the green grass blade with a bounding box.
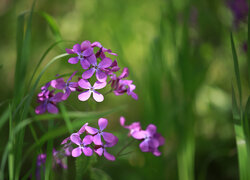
[59,103,73,133]
[45,120,54,180]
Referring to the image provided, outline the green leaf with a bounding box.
[232,86,240,123]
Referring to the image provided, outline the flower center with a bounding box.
[90,87,94,92]
[79,144,85,148]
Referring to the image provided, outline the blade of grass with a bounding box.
[59,103,73,133]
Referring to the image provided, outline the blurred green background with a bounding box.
[0,0,249,179]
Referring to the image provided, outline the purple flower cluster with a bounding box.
[35,40,138,114]
[120,116,165,156]
[61,118,118,161]
[228,0,248,27]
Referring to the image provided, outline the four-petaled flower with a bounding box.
[85,118,116,145]
[51,71,78,100]
[120,116,141,136]
[82,56,112,82]
[78,79,106,102]
[66,41,94,69]
[70,133,93,157]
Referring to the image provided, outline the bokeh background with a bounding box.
[0,0,249,179]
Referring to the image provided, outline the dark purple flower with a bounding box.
[70,133,93,157]
[91,41,117,59]
[94,137,118,161]
[104,60,120,75]
[78,79,106,102]
[228,0,248,27]
[66,41,94,69]
[113,80,138,100]
[51,71,78,100]
[132,124,165,156]
[35,90,63,114]
[109,67,129,89]
[82,56,113,82]
[85,118,117,145]
[120,116,141,136]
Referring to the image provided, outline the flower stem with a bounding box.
[116,139,135,157]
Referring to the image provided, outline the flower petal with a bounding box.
[96,70,107,82]
[119,68,129,79]
[104,151,115,161]
[78,90,91,101]
[82,48,93,57]
[139,140,149,152]
[82,147,93,156]
[98,118,108,131]
[77,123,89,134]
[61,137,70,145]
[148,138,159,148]
[98,57,112,68]
[65,48,74,54]
[72,147,82,157]
[120,116,126,126]
[73,44,81,53]
[153,149,161,156]
[102,132,115,143]
[85,126,99,134]
[81,40,91,50]
[93,81,106,89]
[91,41,102,48]
[70,133,82,145]
[51,78,65,89]
[62,88,71,100]
[93,133,102,145]
[87,54,97,65]
[82,135,93,145]
[78,79,91,89]
[35,104,46,114]
[146,124,157,136]
[67,71,78,82]
[131,130,147,140]
[92,91,104,102]
[82,68,95,80]
[94,147,104,156]
[68,57,79,64]
[47,103,58,114]
[80,59,90,69]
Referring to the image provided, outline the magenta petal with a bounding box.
[85,126,99,134]
[78,90,91,101]
[82,135,93,145]
[65,48,74,54]
[68,57,79,64]
[104,151,115,161]
[93,81,106,89]
[62,88,71,100]
[61,137,70,145]
[80,59,90,69]
[131,131,147,140]
[67,71,78,82]
[35,104,46,114]
[51,78,65,89]
[70,133,82,145]
[47,103,58,114]
[81,40,91,50]
[146,124,157,136]
[82,68,95,80]
[94,147,104,156]
[153,149,161,156]
[87,54,97,65]
[120,116,126,126]
[72,147,82,157]
[92,91,104,102]
[77,123,89,134]
[91,41,102,48]
[148,138,160,148]
[102,132,115,143]
[82,147,93,156]
[93,134,102,145]
[78,79,91,89]
[98,118,108,131]
[73,44,81,53]
[98,57,112,68]
[139,140,149,152]
[96,70,107,82]
[82,48,93,57]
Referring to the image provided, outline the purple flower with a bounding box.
[70,133,93,157]
[109,67,129,89]
[51,71,78,100]
[52,149,68,169]
[228,0,248,27]
[85,118,117,145]
[113,80,138,100]
[91,41,117,59]
[82,56,113,82]
[132,124,165,156]
[120,116,141,136]
[104,60,120,75]
[78,79,106,102]
[66,41,94,69]
[35,90,63,114]
[94,137,118,161]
